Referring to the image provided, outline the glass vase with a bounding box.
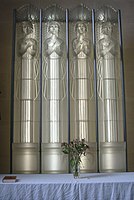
[71,161,80,178]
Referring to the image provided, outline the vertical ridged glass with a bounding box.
[95,6,126,172]
[69,4,97,172]
[12,4,40,173]
[41,5,68,173]
[11,3,126,174]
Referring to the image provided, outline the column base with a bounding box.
[99,142,126,172]
[12,143,40,173]
[41,143,68,173]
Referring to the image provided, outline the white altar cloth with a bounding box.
[0,173,134,200]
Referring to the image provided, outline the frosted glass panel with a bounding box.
[96,6,124,143]
[13,5,40,143]
[69,5,97,172]
[69,5,96,143]
[12,4,40,173]
[95,5,126,172]
[42,5,68,144]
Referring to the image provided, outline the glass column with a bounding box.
[12,4,40,173]
[69,4,97,172]
[95,6,126,172]
[41,5,68,173]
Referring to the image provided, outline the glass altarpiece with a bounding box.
[11,4,126,173]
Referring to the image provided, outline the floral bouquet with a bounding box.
[61,139,89,178]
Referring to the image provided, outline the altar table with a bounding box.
[0,173,134,200]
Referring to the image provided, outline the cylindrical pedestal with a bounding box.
[41,143,68,173]
[99,142,126,172]
[12,143,40,173]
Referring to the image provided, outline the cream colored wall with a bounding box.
[0,0,134,173]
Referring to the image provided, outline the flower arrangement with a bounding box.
[61,139,89,177]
